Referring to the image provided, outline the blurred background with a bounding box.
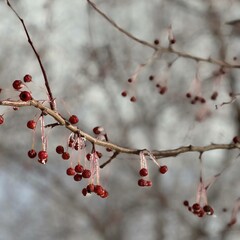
[1,0,240,239]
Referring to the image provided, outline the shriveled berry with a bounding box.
[28,149,37,158]
[66,167,75,176]
[146,180,152,187]
[86,153,92,161]
[12,80,23,90]
[139,168,148,177]
[127,78,132,83]
[159,86,167,95]
[203,205,214,215]
[211,91,218,100]
[82,169,91,178]
[159,165,168,174]
[96,151,102,158]
[27,120,36,129]
[23,74,32,82]
[38,150,48,160]
[56,145,64,154]
[75,164,84,173]
[62,152,70,160]
[69,115,79,124]
[130,96,137,102]
[82,188,87,196]
[19,91,32,101]
[93,126,103,134]
[0,115,4,125]
[73,174,82,181]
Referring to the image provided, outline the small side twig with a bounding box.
[6,0,56,110]
[100,151,119,168]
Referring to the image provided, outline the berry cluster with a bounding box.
[183,201,214,217]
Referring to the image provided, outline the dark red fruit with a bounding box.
[27,120,36,129]
[146,180,152,187]
[154,39,159,45]
[62,152,70,160]
[96,151,102,158]
[56,145,64,154]
[94,185,104,195]
[23,74,32,82]
[28,149,37,158]
[69,115,79,124]
[82,188,87,196]
[0,115,4,125]
[86,153,92,161]
[159,165,168,174]
[74,164,84,173]
[66,167,75,176]
[149,75,154,81]
[186,92,191,98]
[82,169,91,178]
[100,190,109,198]
[192,203,201,211]
[138,179,146,187]
[130,96,137,102]
[159,86,167,95]
[121,91,127,97]
[139,168,148,177]
[87,183,95,193]
[93,126,103,134]
[233,136,240,144]
[183,200,189,207]
[12,80,23,90]
[203,205,214,215]
[73,174,82,181]
[19,91,32,101]
[38,150,48,160]
[211,91,218,100]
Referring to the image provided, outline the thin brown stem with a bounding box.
[6,0,56,110]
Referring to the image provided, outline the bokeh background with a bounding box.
[1,0,240,239]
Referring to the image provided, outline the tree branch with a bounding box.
[87,0,240,69]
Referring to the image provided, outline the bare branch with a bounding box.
[6,0,56,110]
[87,0,240,69]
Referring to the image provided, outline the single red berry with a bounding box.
[19,91,32,101]
[62,152,70,160]
[146,180,152,187]
[159,86,167,95]
[203,205,214,215]
[93,126,103,134]
[186,92,191,98]
[28,149,37,158]
[183,200,189,207]
[73,174,82,181]
[139,168,148,177]
[12,80,23,90]
[127,78,133,83]
[100,190,109,198]
[96,151,102,158]
[138,179,146,187]
[69,115,79,124]
[82,188,87,196]
[149,75,154,81]
[130,96,137,102]
[170,38,176,44]
[66,167,75,176]
[87,183,95,193]
[82,169,91,178]
[0,115,4,125]
[121,91,127,97]
[197,210,205,218]
[23,74,32,82]
[200,98,206,104]
[159,165,168,174]
[38,150,48,160]
[233,136,240,144]
[94,185,104,195]
[74,164,84,173]
[27,120,36,129]
[154,39,159,45]
[192,203,201,211]
[211,91,218,100]
[56,145,64,154]
[86,153,92,161]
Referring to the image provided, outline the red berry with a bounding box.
[27,120,36,129]
[149,75,154,81]
[82,169,91,178]
[66,167,75,176]
[138,179,146,187]
[19,91,32,101]
[183,200,189,207]
[74,164,84,173]
[154,39,159,45]
[121,91,127,97]
[203,205,214,215]
[38,150,48,160]
[23,74,32,82]
[62,152,70,160]
[0,115,4,125]
[28,149,37,158]
[139,168,148,177]
[233,136,240,144]
[127,78,133,83]
[82,188,87,196]
[96,151,102,158]
[12,80,23,90]
[73,174,82,181]
[130,96,137,102]
[38,158,48,164]
[100,190,109,198]
[69,115,79,124]
[86,153,92,161]
[159,86,167,95]
[87,183,95,193]
[192,203,201,211]
[93,126,103,134]
[146,180,152,187]
[159,165,168,174]
[186,92,191,98]
[94,185,104,195]
[56,145,64,154]
[211,91,218,100]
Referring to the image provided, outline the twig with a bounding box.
[87,0,240,69]
[6,0,56,110]
[100,151,119,168]
[1,99,239,160]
